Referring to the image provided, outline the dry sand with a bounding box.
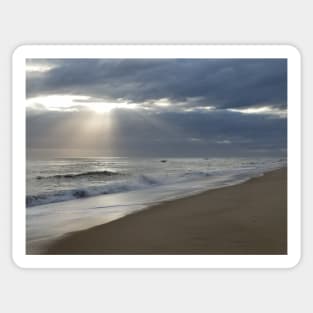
[46,168,287,255]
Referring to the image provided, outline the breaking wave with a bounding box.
[36,170,120,180]
[27,174,162,207]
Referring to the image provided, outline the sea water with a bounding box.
[26,157,286,252]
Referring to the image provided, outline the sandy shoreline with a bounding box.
[44,168,287,255]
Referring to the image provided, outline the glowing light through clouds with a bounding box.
[27,95,138,113]
[26,58,287,158]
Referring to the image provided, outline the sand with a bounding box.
[46,168,287,255]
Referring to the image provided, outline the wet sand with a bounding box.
[46,168,287,255]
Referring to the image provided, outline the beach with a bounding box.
[45,168,287,255]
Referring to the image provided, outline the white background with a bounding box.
[0,1,311,312]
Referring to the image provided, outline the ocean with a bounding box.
[26,156,286,252]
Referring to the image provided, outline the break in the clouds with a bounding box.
[26,59,287,158]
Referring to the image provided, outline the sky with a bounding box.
[26,58,287,158]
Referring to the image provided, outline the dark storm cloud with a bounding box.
[27,108,287,157]
[26,59,287,110]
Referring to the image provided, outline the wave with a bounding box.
[27,169,220,207]
[36,170,120,180]
[27,165,266,208]
[27,174,161,207]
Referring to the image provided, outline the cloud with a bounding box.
[25,58,287,158]
[26,59,287,111]
[26,108,287,157]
